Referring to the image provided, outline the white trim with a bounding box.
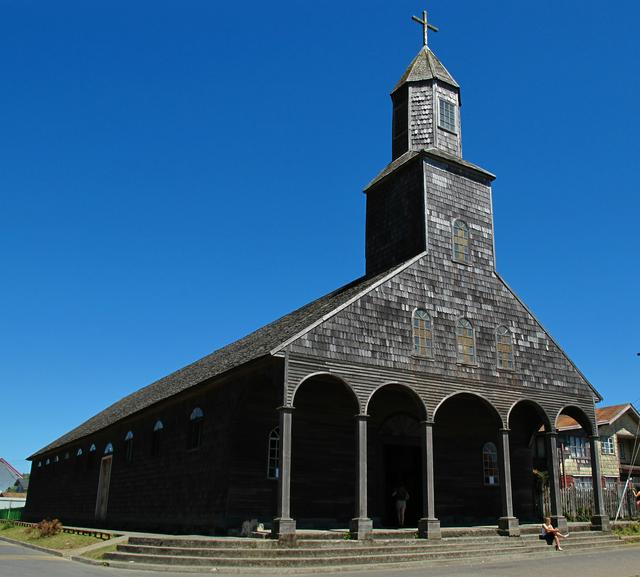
[270,252,427,355]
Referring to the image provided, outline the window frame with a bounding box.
[456,317,477,365]
[151,420,164,457]
[495,325,515,371]
[124,431,134,463]
[438,97,458,134]
[452,219,471,264]
[267,427,280,480]
[482,442,499,486]
[188,407,204,451]
[412,308,434,358]
[601,435,615,455]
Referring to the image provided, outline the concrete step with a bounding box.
[104,538,625,568]
[117,535,620,559]
[102,545,632,575]
[126,529,611,550]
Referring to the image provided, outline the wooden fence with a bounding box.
[541,483,638,520]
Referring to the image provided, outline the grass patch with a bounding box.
[0,525,102,550]
[613,522,640,536]
[80,542,119,560]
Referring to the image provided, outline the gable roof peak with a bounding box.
[393,46,459,93]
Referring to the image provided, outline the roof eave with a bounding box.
[364,149,495,193]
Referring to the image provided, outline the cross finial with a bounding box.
[412,10,439,48]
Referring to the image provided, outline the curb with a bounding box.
[70,554,110,567]
[0,534,65,557]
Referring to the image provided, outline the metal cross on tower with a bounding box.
[412,10,439,47]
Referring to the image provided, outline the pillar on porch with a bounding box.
[545,431,568,533]
[497,428,520,536]
[588,434,611,531]
[272,405,296,540]
[350,414,373,539]
[418,420,441,539]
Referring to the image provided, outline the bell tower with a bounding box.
[391,11,462,160]
[365,10,494,277]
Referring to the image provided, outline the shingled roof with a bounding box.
[393,46,459,93]
[556,404,639,430]
[30,259,416,459]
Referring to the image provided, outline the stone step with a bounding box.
[116,536,619,560]
[126,530,610,550]
[103,542,630,574]
[104,539,625,568]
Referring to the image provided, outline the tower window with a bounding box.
[496,325,514,370]
[439,99,457,133]
[412,309,434,357]
[482,442,499,485]
[452,219,470,263]
[267,427,280,480]
[456,318,476,364]
[188,407,204,450]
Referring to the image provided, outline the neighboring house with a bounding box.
[556,404,640,488]
[14,475,29,493]
[0,458,22,494]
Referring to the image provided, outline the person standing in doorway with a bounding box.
[392,483,410,527]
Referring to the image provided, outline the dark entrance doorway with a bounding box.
[367,384,427,529]
[384,444,422,527]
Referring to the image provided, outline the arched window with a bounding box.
[456,318,476,364]
[151,420,163,457]
[412,309,433,357]
[37,461,42,468]
[64,452,70,460]
[267,427,280,480]
[45,458,50,466]
[188,408,204,450]
[452,219,470,263]
[482,442,499,485]
[496,325,514,370]
[76,448,83,457]
[124,431,134,463]
[87,444,97,471]
[54,455,59,463]
[104,443,114,455]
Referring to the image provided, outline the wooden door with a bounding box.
[95,455,112,521]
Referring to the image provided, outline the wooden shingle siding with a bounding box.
[287,156,597,432]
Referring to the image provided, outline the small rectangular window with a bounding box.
[601,436,615,455]
[439,99,457,133]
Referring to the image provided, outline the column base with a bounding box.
[551,515,568,534]
[349,518,373,540]
[418,518,441,539]
[497,516,520,537]
[271,517,296,542]
[590,514,611,532]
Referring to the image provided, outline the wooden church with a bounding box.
[25,12,610,539]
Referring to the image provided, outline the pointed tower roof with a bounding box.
[392,46,459,92]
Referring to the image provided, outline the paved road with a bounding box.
[1,538,639,577]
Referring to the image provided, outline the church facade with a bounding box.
[25,18,610,539]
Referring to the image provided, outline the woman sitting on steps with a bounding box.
[540,517,569,551]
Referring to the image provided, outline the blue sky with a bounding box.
[1,0,638,473]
